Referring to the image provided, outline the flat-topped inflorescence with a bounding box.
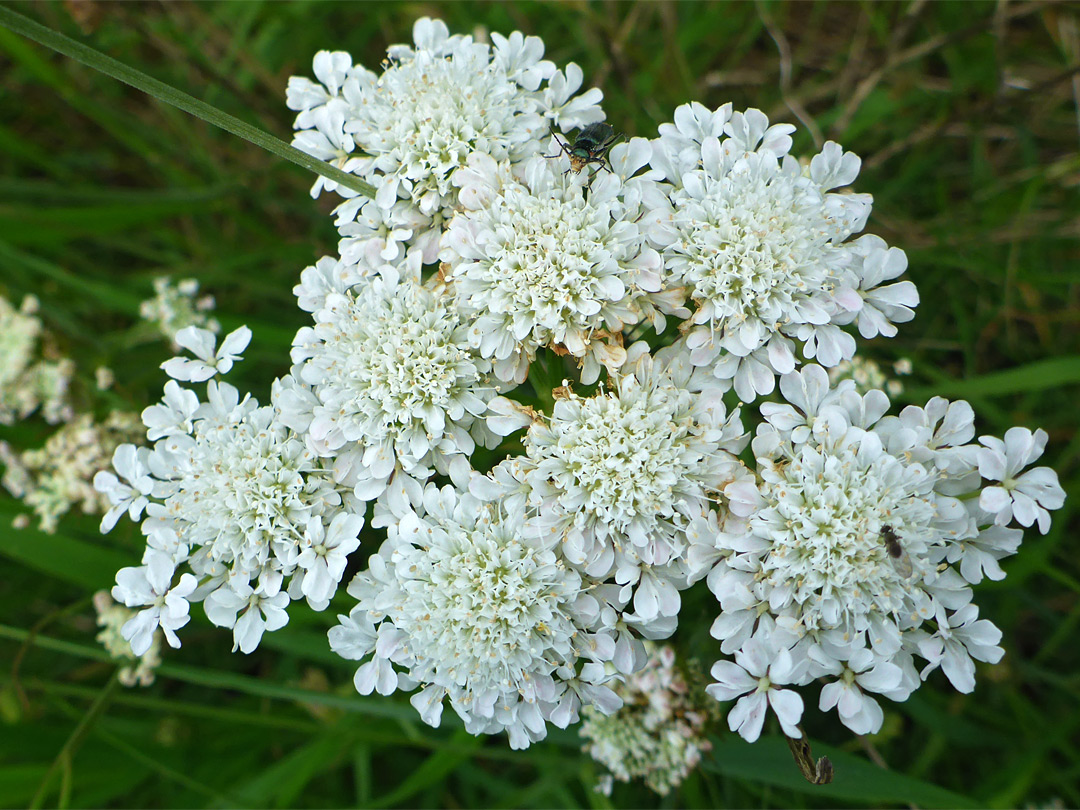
[87,14,1066,764]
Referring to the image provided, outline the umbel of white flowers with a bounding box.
[96,16,1065,756]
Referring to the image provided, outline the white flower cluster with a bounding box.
[0,294,73,426]
[0,412,143,533]
[283,258,499,508]
[287,17,603,262]
[646,104,919,402]
[693,365,1065,741]
[441,145,680,384]
[139,277,219,347]
[97,325,364,655]
[330,483,637,749]
[581,644,713,796]
[481,344,748,624]
[88,15,1066,763]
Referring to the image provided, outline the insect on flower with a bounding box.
[547,122,622,177]
[881,524,913,579]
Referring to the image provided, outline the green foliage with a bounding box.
[0,1,1077,807]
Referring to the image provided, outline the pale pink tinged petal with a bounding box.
[219,325,252,358]
[173,326,217,361]
[940,644,976,694]
[233,608,265,654]
[728,692,768,743]
[818,681,842,712]
[1009,491,1039,527]
[707,660,756,699]
[979,486,1012,514]
[832,287,864,312]
[768,688,804,737]
[736,638,772,677]
[976,445,1007,481]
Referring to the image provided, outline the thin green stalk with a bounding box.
[30,672,119,810]
[0,5,376,198]
[49,696,239,806]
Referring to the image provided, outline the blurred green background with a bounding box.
[1,1,1078,807]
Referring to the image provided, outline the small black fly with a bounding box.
[881,524,913,578]
[547,122,622,178]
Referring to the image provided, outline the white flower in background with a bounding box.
[287,17,605,259]
[160,325,251,383]
[828,354,908,397]
[330,483,642,749]
[284,259,498,506]
[977,428,1064,534]
[581,644,714,796]
[139,277,219,347]
[483,343,748,622]
[0,294,73,426]
[111,550,197,655]
[692,364,1064,741]
[442,146,681,385]
[0,411,143,533]
[645,104,918,403]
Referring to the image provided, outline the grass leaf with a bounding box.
[0,5,376,199]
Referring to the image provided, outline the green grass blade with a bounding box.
[901,356,1080,400]
[0,624,418,721]
[0,5,376,199]
[368,729,481,809]
[704,734,981,807]
[0,503,130,590]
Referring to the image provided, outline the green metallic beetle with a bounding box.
[547,122,622,176]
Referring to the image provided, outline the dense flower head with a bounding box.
[330,482,645,749]
[645,103,919,402]
[481,343,749,622]
[287,17,604,260]
[581,644,714,796]
[441,146,681,384]
[96,330,364,655]
[691,365,1065,740]
[281,255,499,506]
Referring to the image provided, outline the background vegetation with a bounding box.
[1,1,1078,807]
